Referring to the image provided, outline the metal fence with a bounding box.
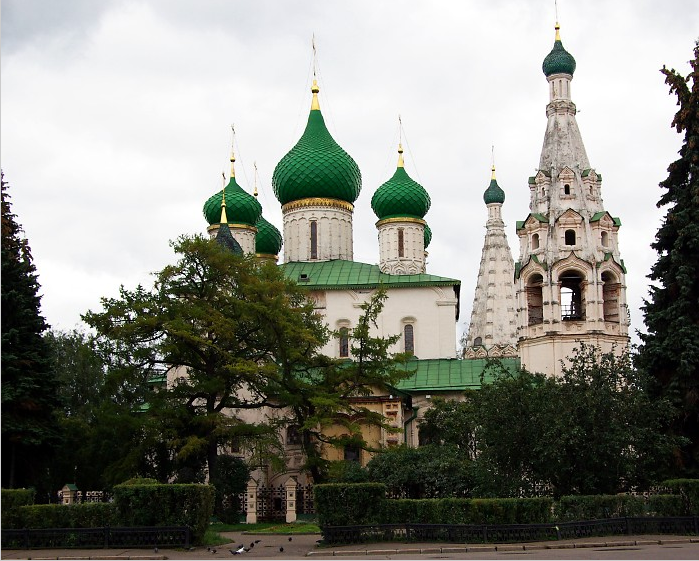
[242,483,316,521]
[320,516,699,545]
[1,525,190,550]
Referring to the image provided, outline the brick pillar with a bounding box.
[285,477,297,523]
[246,479,258,524]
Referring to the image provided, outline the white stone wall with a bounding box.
[207,224,257,255]
[377,220,426,274]
[282,201,353,262]
[312,285,459,360]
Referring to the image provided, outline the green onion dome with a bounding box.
[203,157,262,227]
[424,223,432,249]
[272,80,361,206]
[255,215,283,256]
[483,166,505,204]
[371,145,431,220]
[542,23,576,77]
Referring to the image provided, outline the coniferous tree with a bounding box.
[1,173,61,489]
[638,43,699,476]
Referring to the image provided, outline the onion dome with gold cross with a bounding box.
[542,22,576,77]
[203,153,262,227]
[371,144,431,220]
[483,165,505,205]
[272,79,361,206]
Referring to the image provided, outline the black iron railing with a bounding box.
[1,525,190,550]
[321,516,699,545]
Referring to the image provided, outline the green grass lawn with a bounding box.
[205,521,321,545]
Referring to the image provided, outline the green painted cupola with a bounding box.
[203,153,262,227]
[272,79,361,206]
[483,165,505,204]
[255,215,283,256]
[424,223,432,249]
[542,23,576,77]
[371,144,431,220]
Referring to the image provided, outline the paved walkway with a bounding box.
[2,533,698,560]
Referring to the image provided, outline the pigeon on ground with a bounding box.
[279,547,284,553]
[154,547,159,553]
[231,545,247,555]
[254,540,261,544]
[249,542,254,548]
[288,537,292,541]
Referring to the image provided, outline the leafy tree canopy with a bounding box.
[83,234,329,480]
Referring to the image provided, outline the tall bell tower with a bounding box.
[515,22,629,376]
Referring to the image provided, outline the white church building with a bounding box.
[199,22,630,471]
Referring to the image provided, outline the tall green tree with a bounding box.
[638,42,699,476]
[83,235,329,480]
[1,173,61,490]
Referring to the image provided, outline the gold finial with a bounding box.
[397,143,405,168]
[555,21,561,41]
[253,162,259,197]
[491,165,497,180]
[311,79,320,110]
[230,124,236,178]
[220,173,229,224]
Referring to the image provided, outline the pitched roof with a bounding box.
[282,260,460,291]
[395,357,520,392]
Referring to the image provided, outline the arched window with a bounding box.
[398,228,405,258]
[564,184,571,195]
[310,221,318,259]
[560,270,584,320]
[473,336,483,347]
[601,231,609,247]
[527,274,544,326]
[339,327,349,358]
[404,324,414,353]
[532,233,540,250]
[565,229,576,246]
[601,271,620,322]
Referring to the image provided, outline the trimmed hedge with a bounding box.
[1,489,35,529]
[555,495,646,521]
[383,497,553,525]
[663,479,699,514]
[315,483,386,526]
[315,485,693,528]
[12,503,117,529]
[113,483,214,544]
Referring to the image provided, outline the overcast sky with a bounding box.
[2,0,697,347]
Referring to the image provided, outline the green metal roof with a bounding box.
[395,357,520,392]
[282,260,459,290]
